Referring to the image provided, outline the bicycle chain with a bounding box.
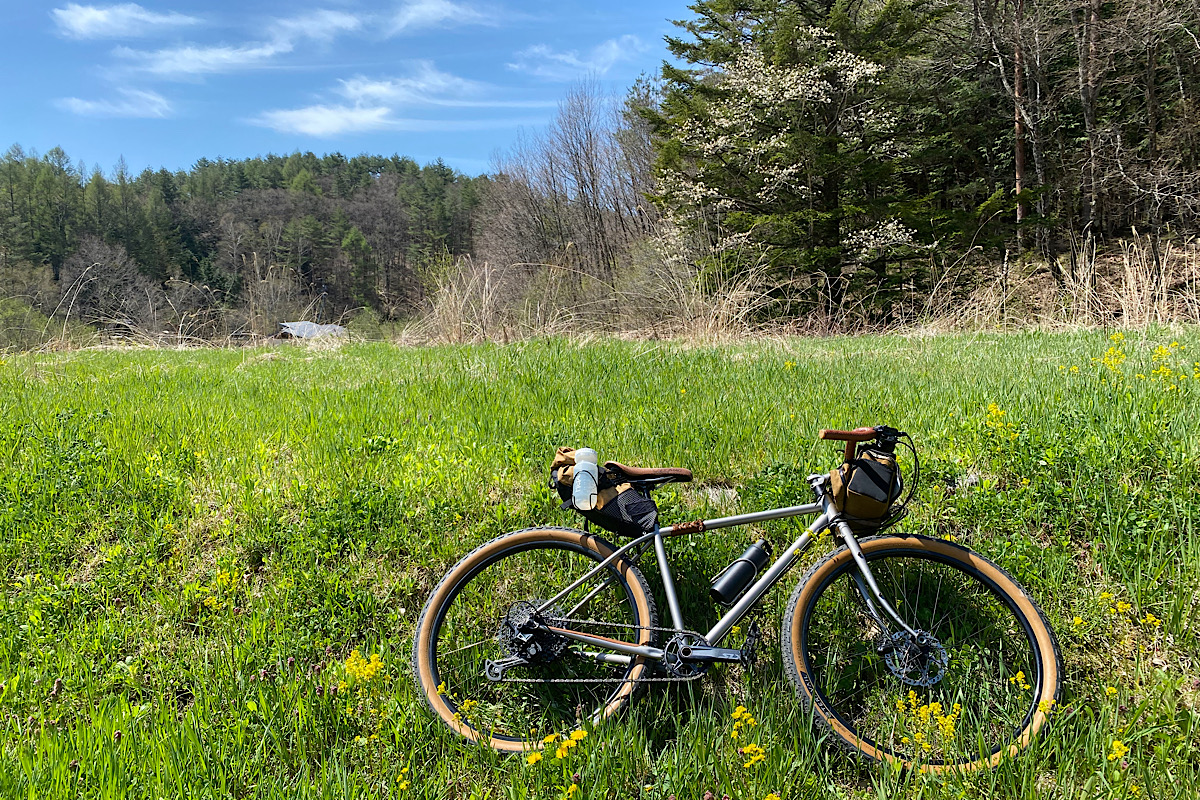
[493,615,713,684]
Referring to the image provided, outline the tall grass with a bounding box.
[0,329,1197,798]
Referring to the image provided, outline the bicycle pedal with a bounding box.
[740,620,762,669]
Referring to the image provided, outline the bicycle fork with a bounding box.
[837,522,923,646]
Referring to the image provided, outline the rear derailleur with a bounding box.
[485,601,567,681]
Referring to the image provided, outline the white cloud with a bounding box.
[252,62,551,136]
[114,41,289,75]
[388,0,493,36]
[114,9,362,77]
[338,62,483,105]
[271,10,362,44]
[57,87,172,118]
[251,104,538,136]
[508,35,647,81]
[51,3,199,39]
[254,105,394,136]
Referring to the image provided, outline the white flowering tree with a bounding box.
[649,0,941,315]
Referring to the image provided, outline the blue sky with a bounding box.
[0,1,684,176]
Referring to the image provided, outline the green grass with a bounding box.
[0,330,1198,799]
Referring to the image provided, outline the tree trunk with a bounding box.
[1013,0,1028,248]
[1086,0,1101,234]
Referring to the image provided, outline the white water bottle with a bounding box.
[572,448,599,511]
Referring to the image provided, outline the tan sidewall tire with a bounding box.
[785,534,1062,772]
[412,527,655,753]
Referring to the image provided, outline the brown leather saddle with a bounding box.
[603,461,692,486]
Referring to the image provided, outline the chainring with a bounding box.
[661,632,709,679]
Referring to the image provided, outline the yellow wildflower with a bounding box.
[1038,698,1055,714]
[1008,671,1032,691]
[742,742,766,768]
[526,752,543,765]
[765,794,781,800]
[1140,612,1161,628]
[543,733,559,744]
[938,702,962,737]
[1105,686,1117,697]
[569,729,587,741]
[345,650,385,683]
[1073,616,1083,626]
[1108,739,1129,762]
[565,785,578,798]
[1093,346,1127,373]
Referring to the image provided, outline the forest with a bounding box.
[2,0,1199,346]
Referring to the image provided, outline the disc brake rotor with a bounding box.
[884,630,948,687]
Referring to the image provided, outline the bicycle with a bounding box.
[412,426,1062,771]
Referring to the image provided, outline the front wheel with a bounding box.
[783,534,1062,771]
[412,527,658,752]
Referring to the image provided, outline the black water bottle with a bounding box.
[710,539,772,606]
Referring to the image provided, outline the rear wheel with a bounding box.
[412,527,657,752]
[783,534,1061,771]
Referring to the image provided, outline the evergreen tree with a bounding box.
[649,0,947,311]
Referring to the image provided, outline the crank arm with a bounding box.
[677,644,743,664]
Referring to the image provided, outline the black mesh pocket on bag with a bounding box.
[581,487,658,537]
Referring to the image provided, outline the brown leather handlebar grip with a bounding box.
[818,427,878,462]
[818,427,878,441]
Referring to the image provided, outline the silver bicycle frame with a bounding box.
[536,480,916,664]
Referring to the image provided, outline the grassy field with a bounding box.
[1,330,1198,799]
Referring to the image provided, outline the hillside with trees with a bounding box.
[2,0,1199,346]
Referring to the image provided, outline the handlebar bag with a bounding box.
[829,446,903,524]
[549,447,659,537]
